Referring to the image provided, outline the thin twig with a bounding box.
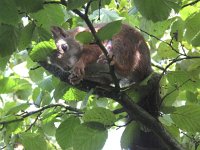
[160,79,192,105]
[160,56,200,80]
[25,112,41,132]
[85,0,93,15]
[182,0,200,8]
[0,104,82,125]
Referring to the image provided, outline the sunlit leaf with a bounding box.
[63,87,86,101]
[0,77,31,94]
[29,40,56,61]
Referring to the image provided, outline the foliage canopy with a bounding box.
[0,0,200,150]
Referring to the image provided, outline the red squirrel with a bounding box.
[51,24,152,85]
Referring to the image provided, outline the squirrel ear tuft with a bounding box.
[51,26,70,38]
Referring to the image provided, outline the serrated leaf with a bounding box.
[83,107,116,126]
[75,31,94,44]
[134,0,181,22]
[19,133,47,150]
[120,121,140,149]
[15,0,44,13]
[0,25,19,57]
[0,0,19,25]
[29,40,56,61]
[97,20,122,41]
[31,4,65,30]
[67,0,89,10]
[73,124,107,150]
[56,117,80,150]
[18,22,36,50]
[63,87,86,101]
[171,105,200,132]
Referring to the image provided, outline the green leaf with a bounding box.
[83,107,116,126]
[191,31,200,47]
[185,12,200,46]
[75,31,94,44]
[73,124,108,150]
[166,71,198,92]
[134,0,181,22]
[157,42,178,59]
[171,105,200,132]
[18,22,36,50]
[42,121,56,136]
[19,133,47,150]
[120,121,140,149]
[6,103,29,115]
[0,77,31,94]
[91,0,112,11]
[56,117,80,150]
[0,25,19,57]
[31,4,65,30]
[186,91,198,103]
[97,20,122,41]
[0,56,10,71]
[63,87,86,101]
[54,82,70,100]
[0,0,19,25]
[29,40,56,62]
[29,67,45,82]
[38,76,54,92]
[67,0,89,10]
[15,0,44,13]
[89,8,123,23]
[170,17,185,41]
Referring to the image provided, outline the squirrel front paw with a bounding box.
[68,61,85,85]
[97,52,115,65]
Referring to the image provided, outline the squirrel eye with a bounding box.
[61,44,68,51]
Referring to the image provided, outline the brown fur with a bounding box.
[51,24,152,84]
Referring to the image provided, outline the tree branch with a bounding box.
[160,56,200,80]
[0,104,82,125]
[182,0,200,8]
